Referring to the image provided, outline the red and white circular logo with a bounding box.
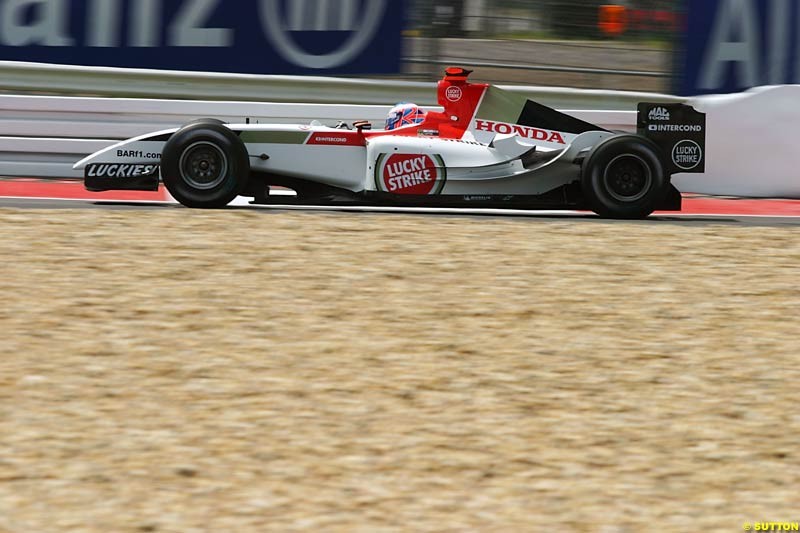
[378,153,442,195]
[445,85,463,102]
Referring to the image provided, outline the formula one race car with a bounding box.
[75,67,706,219]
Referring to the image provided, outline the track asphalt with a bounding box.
[2,179,799,226]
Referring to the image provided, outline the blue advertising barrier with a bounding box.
[0,0,405,75]
[677,0,800,96]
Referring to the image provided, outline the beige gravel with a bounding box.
[0,208,798,533]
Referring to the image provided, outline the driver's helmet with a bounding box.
[385,102,427,131]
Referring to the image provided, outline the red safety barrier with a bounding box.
[598,5,627,37]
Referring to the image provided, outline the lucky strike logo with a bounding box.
[379,153,442,195]
[445,85,463,102]
[672,139,702,171]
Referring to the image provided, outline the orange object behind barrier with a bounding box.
[598,5,627,37]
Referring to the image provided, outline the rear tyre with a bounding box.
[161,121,249,208]
[184,117,226,126]
[581,134,667,219]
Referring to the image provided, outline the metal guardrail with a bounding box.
[0,61,431,105]
[404,58,669,78]
[0,61,685,110]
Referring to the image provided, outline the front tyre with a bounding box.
[581,135,668,219]
[161,121,249,208]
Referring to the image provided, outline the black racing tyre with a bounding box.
[161,122,249,208]
[581,134,668,219]
[184,118,226,126]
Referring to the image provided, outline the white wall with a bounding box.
[674,86,800,198]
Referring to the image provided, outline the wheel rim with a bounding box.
[178,141,228,190]
[603,154,652,202]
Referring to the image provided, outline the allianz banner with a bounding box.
[677,0,800,95]
[0,0,405,74]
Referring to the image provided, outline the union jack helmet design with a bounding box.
[385,103,427,131]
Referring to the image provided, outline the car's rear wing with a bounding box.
[637,103,706,175]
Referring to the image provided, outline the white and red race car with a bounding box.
[75,67,706,218]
